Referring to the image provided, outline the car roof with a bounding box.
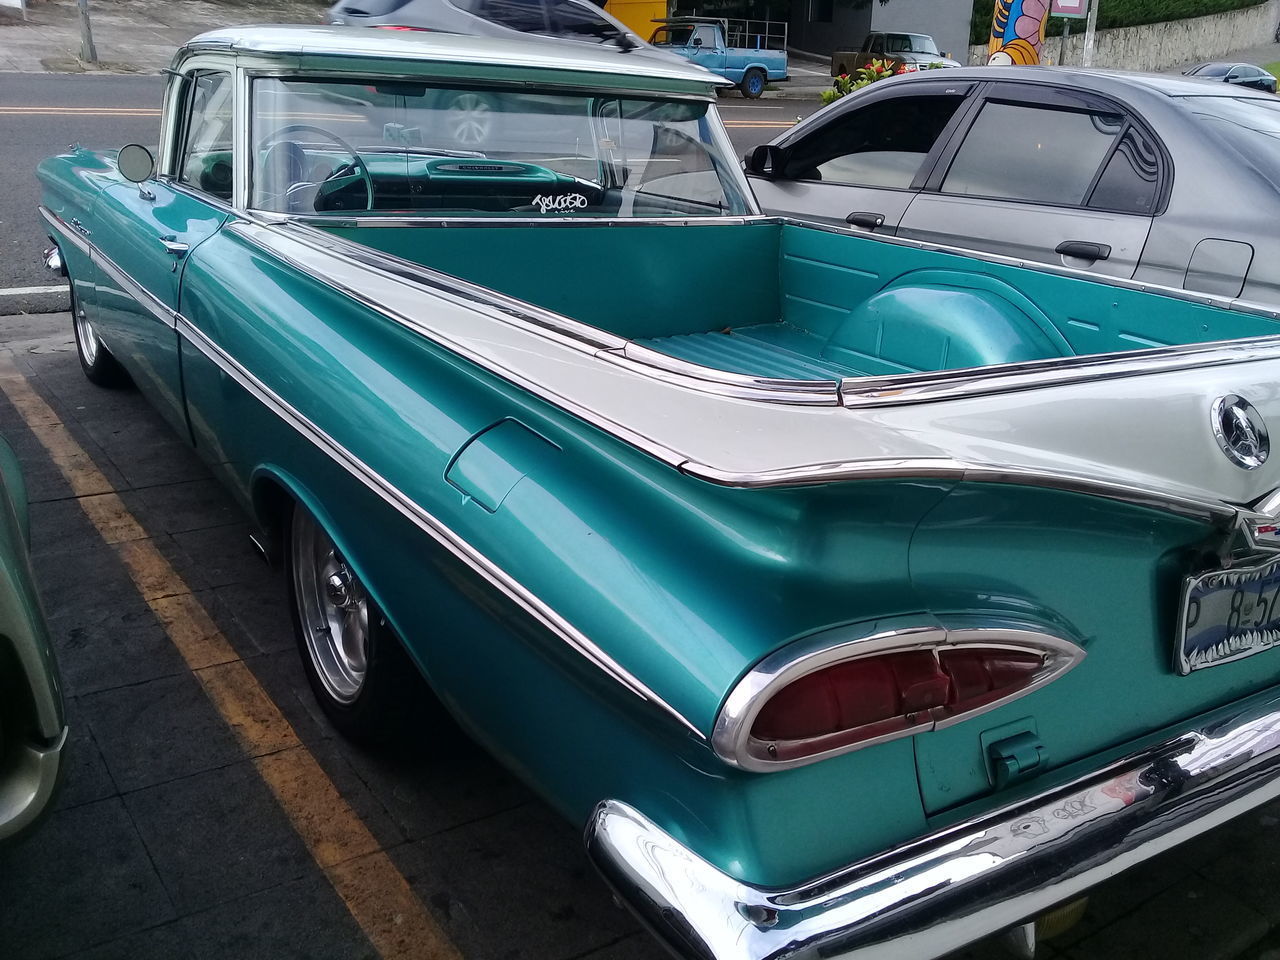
[890,64,1275,99]
[179,24,724,90]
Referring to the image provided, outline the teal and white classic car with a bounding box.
[36,25,1280,959]
[0,434,65,844]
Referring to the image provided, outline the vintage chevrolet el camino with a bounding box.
[35,25,1280,959]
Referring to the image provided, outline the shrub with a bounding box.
[820,59,946,105]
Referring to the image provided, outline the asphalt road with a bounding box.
[2,73,164,315]
[0,72,819,317]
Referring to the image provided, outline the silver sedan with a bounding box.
[748,66,1280,305]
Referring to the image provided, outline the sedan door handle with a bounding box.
[160,238,190,257]
[1055,240,1111,262]
[845,211,886,231]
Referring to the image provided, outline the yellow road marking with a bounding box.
[0,350,461,960]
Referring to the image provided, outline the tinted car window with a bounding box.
[942,101,1122,205]
[1088,127,1159,214]
[1197,63,1233,77]
[787,95,965,188]
[476,0,547,32]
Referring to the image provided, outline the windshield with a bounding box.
[249,78,752,219]
[888,34,940,55]
[1185,95,1280,181]
[650,25,694,45]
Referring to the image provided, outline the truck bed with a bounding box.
[316,219,1280,383]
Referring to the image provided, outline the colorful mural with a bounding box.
[988,0,1050,65]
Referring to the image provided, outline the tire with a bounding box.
[68,266,130,388]
[740,68,766,99]
[441,91,500,150]
[286,500,418,742]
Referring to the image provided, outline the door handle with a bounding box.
[846,211,886,231]
[160,238,190,272]
[1055,240,1111,262]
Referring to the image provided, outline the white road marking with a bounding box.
[0,285,65,297]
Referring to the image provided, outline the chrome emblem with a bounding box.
[1213,394,1270,470]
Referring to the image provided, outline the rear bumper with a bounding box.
[586,690,1280,960]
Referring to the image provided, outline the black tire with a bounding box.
[285,500,418,742]
[740,68,767,99]
[68,267,130,388]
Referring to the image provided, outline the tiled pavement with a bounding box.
[6,309,1280,960]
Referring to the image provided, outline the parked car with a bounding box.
[649,17,788,98]
[327,0,648,51]
[0,432,65,844]
[749,66,1280,305]
[38,25,1280,960]
[1183,61,1277,93]
[830,31,960,77]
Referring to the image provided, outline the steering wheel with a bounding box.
[258,123,374,212]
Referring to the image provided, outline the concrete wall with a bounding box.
[967,0,1279,70]
[791,0,969,59]
[871,0,971,63]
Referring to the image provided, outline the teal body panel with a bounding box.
[37,146,1280,887]
[0,434,64,747]
[91,179,227,439]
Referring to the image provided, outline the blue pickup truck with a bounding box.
[649,17,788,98]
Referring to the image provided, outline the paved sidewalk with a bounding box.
[0,0,329,73]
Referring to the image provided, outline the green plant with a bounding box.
[820,58,945,104]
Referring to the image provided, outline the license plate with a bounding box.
[1179,555,1280,674]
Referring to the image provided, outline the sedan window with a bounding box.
[1087,126,1160,214]
[785,95,965,189]
[177,72,234,202]
[476,0,548,32]
[942,101,1123,205]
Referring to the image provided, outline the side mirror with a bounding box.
[692,36,703,47]
[746,144,785,178]
[118,144,156,184]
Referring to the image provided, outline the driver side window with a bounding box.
[177,71,234,202]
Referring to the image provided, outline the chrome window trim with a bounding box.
[39,204,703,740]
[711,616,1085,772]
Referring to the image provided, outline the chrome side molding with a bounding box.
[588,689,1280,960]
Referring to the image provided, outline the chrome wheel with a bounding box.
[292,509,369,704]
[445,93,494,148]
[74,305,100,367]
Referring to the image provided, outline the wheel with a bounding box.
[68,265,129,388]
[286,501,416,741]
[740,68,766,99]
[442,91,499,149]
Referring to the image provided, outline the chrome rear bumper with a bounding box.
[586,691,1280,960]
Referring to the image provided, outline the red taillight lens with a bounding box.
[749,646,1046,760]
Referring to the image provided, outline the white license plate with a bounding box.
[1178,555,1280,674]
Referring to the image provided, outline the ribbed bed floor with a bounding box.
[636,323,864,381]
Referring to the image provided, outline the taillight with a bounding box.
[714,622,1084,771]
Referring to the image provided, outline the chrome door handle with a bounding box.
[160,239,190,257]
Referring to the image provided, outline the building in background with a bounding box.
[790,0,971,60]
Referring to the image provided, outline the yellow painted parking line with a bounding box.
[0,350,462,960]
